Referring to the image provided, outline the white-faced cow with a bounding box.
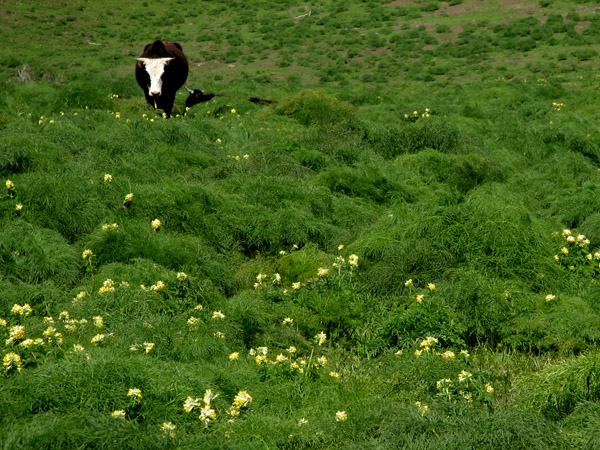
[135,39,188,117]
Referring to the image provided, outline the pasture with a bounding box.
[2,0,600,448]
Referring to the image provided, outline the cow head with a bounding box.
[136,57,175,97]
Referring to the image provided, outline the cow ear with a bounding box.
[173,43,183,51]
[136,58,147,62]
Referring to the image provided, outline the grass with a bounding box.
[2,0,600,448]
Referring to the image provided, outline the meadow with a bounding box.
[3,0,600,448]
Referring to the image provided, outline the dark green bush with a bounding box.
[0,220,79,285]
[515,351,600,420]
[364,118,461,158]
[273,90,358,128]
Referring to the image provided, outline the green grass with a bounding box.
[2,0,600,448]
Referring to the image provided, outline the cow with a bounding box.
[135,39,188,117]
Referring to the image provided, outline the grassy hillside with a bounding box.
[2,0,600,448]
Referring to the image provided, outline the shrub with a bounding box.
[364,118,461,158]
[0,220,79,285]
[514,351,600,420]
[0,134,34,174]
[273,90,358,128]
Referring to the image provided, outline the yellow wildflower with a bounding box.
[111,410,126,418]
[199,405,217,427]
[183,396,201,413]
[151,218,162,230]
[128,388,143,399]
[232,390,252,409]
[3,352,22,372]
[91,334,105,345]
[160,422,177,438]
[7,325,25,344]
[335,410,348,422]
[441,350,455,360]
[177,272,188,281]
[103,174,113,183]
[145,342,156,354]
[211,310,225,320]
[315,331,327,346]
[229,352,240,361]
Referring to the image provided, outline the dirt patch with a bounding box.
[440,0,485,16]
[384,0,415,6]
[575,21,590,33]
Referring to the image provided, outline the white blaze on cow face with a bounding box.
[137,57,174,96]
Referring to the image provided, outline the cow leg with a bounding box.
[160,92,176,118]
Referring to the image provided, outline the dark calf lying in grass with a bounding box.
[184,87,221,107]
[184,87,278,109]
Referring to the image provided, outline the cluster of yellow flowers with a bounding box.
[101,223,119,231]
[227,154,251,161]
[98,279,115,295]
[129,342,155,354]
[552,102,565,111]
[254,249,360,295]
[4,179,22,210]
[436,370,494,403]
[404,278,437,304]
[411,335,470,361]
[183,388,252,428]
[554,229,600,275]
[11,303,32,316]
[229,332,331,377]
[414,401,429,416]
[110,388,143,420]
[3,352,22,373]
[402,108,431,121]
